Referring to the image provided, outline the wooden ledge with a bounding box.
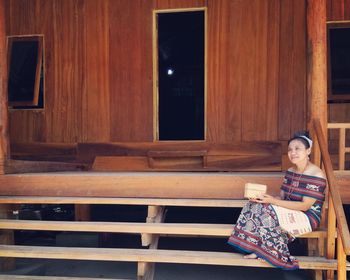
[147,150,207,158]
[0,276,130,280]
[0,196,249,207]
[0,245,337,270]
[0,219,327,239]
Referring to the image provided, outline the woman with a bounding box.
[228,132,326,270]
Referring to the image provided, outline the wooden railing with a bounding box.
[327,123,350,171]
[313,119,350,280]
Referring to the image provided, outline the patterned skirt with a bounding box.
[227,202,299,270]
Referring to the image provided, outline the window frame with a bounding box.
[7,34,44,109]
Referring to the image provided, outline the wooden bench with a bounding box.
[0,276,130,280]
[0,196,338,280]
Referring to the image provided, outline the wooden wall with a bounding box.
[5,0,307,144]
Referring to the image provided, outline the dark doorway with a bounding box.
[157,10,205,140]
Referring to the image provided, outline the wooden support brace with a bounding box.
[139,206,165,280]
[74,204,91,221]
[307,238,323,280]
[141,206,165,247]
[326,198,336,280]
[0,205,15,271]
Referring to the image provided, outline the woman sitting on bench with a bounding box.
[228,131,326,270]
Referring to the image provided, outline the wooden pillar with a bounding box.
[0,0,8,172]
[0,0,14,272]
[306,0,327,165]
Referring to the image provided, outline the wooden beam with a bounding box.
[0,0,8,174]
[0,172,284,199]
[0,1,13,266]
[0,276,130,280]
[307,0,327,163]
[0,245,338,270]
[0,219,327,239]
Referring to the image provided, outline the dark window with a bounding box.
[157,10,205,140]
[328,24,350,102]
[7,35,44,109]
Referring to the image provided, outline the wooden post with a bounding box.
[337,228,347,280]
[306,0,327,164]
[0,0,14,271]
[0,0,8,172]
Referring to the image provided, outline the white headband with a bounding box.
[298,135,313,148]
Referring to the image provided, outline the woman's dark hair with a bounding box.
[288,131,312,149]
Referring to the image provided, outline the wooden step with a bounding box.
[0,276,130,280]
[0,196,248,207]
[0,245,337,270]
[0,219,327,239]
[0,172,284,199]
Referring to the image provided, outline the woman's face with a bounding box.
[287,139,311,165]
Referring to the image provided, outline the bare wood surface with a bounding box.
[307,0,327,163]
[0,196,248,207]
[0,172,284,199]
[5,159,87,174]
[337,229,347,280]
[74,204,90,221]
[0,276,130,280]
[0,245,338,270]
[313,119,350,254]
[328,123,350,129]
[0,0,8,172]
[6,1,306,145]
[327,0,350,21]
[339,128,346,170]
[0,219,327,239]
[10,143,78,162]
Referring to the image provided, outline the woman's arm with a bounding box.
[251,194,316,211]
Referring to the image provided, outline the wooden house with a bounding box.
[0,0,350,279]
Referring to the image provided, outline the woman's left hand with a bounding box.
[250,194,275,204]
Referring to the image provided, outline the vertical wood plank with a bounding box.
[109,0,153,141]
[82,0,110,142]
[0,0,9,160]
[48,0,85,142]
[278,0,307,140]
[207,0,236,142]
[337,230,347,280]
[153,0,206,10]
[307,0,327,163]
[339,128,345,170]
[265,0,280,141]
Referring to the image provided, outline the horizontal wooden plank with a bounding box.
[92,156,149,171]
[0,276,130,280]
[0,219,327,239]
[148,150,207,157]
[77,142,281,171]
[0,172,284,199]
[5,160,87,174]
[0,245,337,270]
[0,196,248,207]
[10,143,78,162]
[328,123,350,129]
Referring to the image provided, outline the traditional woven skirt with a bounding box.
[227,202,312,270]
